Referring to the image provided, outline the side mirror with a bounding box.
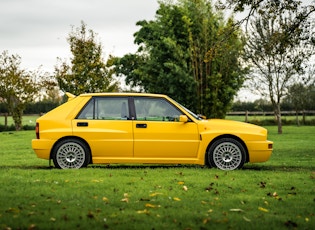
[197,114,206,119]
[179,115,188,123]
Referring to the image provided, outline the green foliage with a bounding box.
[0,128,315,229]
[113,0,246,118]
[0,51,40,131]
[284,83,315,112]
[242,0,315,134]
[55,21,118,95]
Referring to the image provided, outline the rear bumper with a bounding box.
[247,140,273,163]
[32,139,55,160]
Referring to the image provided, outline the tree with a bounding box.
[113,0,246,118]
[216,0,315,26]
[55,21,118,95]
[242,0,315,134]
[0,51,40,130]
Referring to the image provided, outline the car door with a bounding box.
[72,96,133,160]
[132,96,200,159]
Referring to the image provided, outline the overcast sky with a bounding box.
[0,0,159,72]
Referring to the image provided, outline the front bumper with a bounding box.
[246,140,273,163]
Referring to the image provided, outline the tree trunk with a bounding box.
[275,104,282,134]
[12,110,23,131]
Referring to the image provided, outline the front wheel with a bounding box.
[52,138,90,169]
[207,138,246,170]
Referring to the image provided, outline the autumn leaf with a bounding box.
[259,181,266,188]
[243,216,251,222]
[121,198,129,203]
[6,207,20,213]
[145,203,160,208]
[149,192,163,197]
[229,209,244,212]
[178,181,185,185]
[258,207,269,212]
[137,209,150,214]
[173,197,181,201]
[121,193,129,202]
[102,197,109,203]
[203,217,211,224]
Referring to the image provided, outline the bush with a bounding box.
[0,124,35,132]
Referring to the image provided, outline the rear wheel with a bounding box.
[207,138,246,170]
[52,139,90,169]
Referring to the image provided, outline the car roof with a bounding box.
[77,92,167,98]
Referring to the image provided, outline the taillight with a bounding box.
[35,123,40,139]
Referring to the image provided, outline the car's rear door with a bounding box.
[132,96,200,160]
[72,96,133,160]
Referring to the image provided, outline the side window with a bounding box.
[77,97,129,120]
[134,97,182,121]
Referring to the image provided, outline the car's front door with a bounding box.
[132,97,200,160]
[73,97,133,160]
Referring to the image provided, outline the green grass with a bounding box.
[226,115,315,126]
[0,127,314,229]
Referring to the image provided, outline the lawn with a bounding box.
[0,126,314,229]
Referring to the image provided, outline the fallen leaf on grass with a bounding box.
[149,192,163,197]
[259,181,266,188]
[229,209,244,212]
[203,217,211,224]
[145,203,160,208]
[137,209,150,214]
[102,197,109,203]
[178,181,185,185]
[284,220,298,228]
[6,208,20,213]
[121,198,129,203]
[258,207,269,212]
[173,197,181,201]
[243,216,251,222]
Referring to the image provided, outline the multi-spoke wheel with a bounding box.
[207,138,246,170]
[52,139,90,169]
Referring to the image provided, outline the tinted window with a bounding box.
[77,97,129,120]
[134,97,182,121]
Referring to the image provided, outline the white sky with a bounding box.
[0,0,313,101]
[0,0,159,72]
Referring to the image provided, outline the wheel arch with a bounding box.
[205,134,249,166]
[50,136,93,164]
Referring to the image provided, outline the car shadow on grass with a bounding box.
[0,164,313,172]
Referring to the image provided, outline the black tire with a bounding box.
[207,138,246,170]
[52,138,90,169]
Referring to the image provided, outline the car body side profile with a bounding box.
[32,93,273,170]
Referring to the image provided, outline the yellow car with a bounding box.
[32,92,273,170]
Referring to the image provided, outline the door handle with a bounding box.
[77,122,88,127]
[136,123,147,128]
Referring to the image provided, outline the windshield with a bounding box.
[177,103,203,120]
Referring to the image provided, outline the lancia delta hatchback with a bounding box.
[32,93,273,170]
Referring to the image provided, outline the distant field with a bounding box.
[226,114,315,125]
[0,115,39,126]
